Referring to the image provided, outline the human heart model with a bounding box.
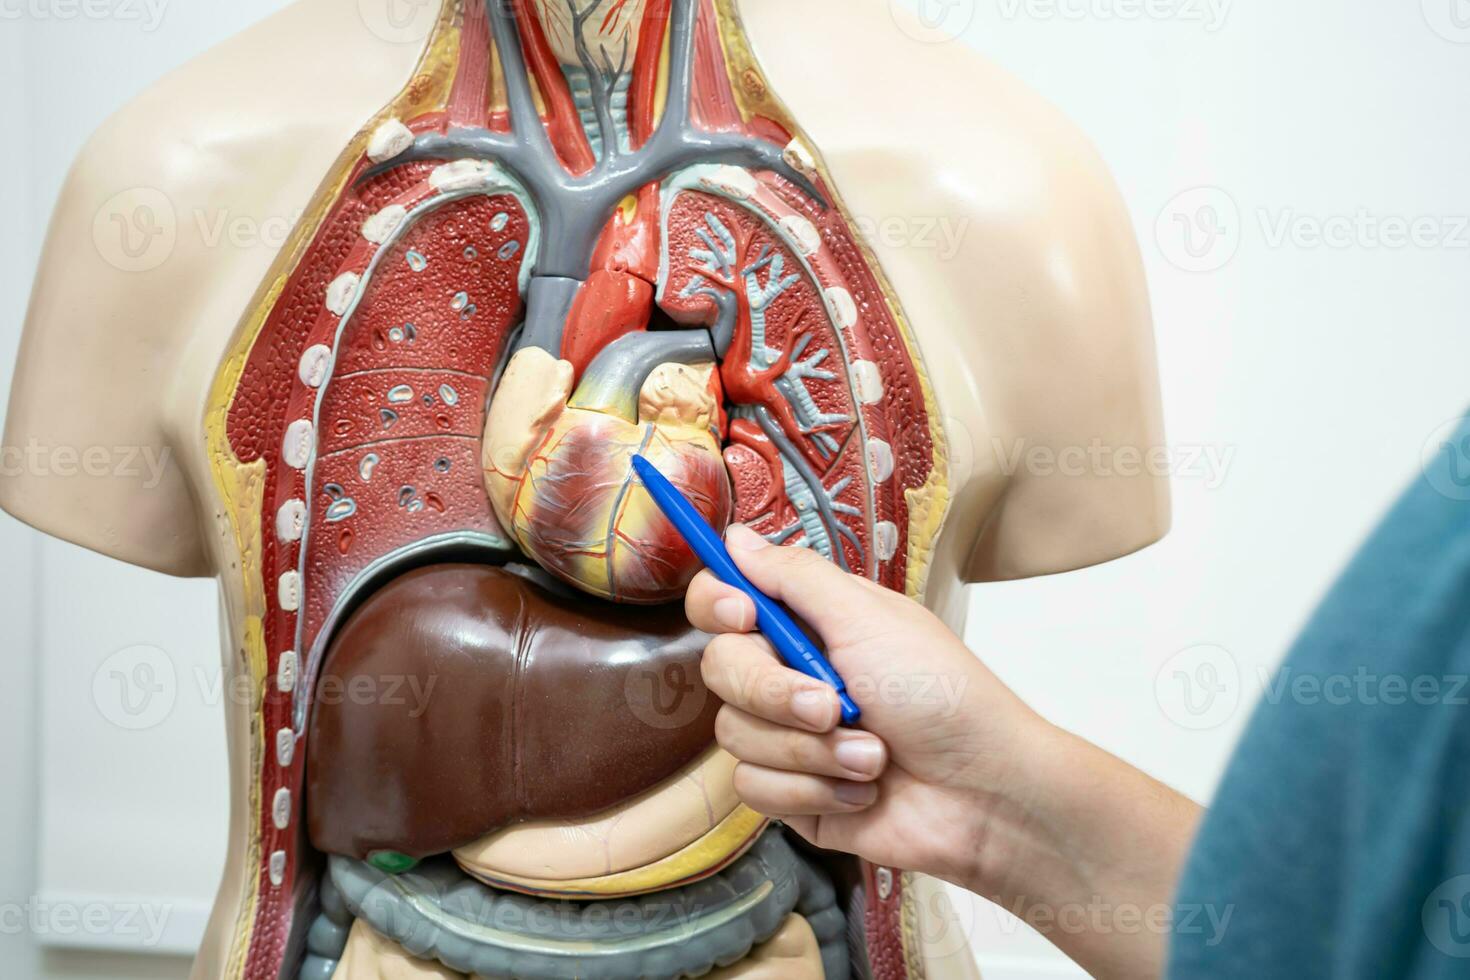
[209,1,950,977]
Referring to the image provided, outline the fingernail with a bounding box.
[792,686,838,730]
[713,596,750,631]
[726,524,768,551]
[836,781,879,808]
[834,737,885,778]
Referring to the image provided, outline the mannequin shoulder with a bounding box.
[84,0,432,186]
[747,0,1147,338]
[744,2,1170,580]
[746,0,1131,235]
[1,0,431,576]
[53,0,431,315]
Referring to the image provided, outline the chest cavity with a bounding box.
[217,4,944,970]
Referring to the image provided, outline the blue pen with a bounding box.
[631,454,861,726]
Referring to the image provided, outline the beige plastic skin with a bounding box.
[0,0,1168,977]
[453,747,742,883]
[704,914,824,980]
[333,920,465,980]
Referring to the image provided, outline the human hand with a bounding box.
[684,524,1052,888]
[688,525,1203,980]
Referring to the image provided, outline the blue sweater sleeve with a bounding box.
[1169,418,1470,978]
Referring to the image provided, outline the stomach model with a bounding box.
[207,1,950,978]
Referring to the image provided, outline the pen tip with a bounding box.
[630,453,653,486]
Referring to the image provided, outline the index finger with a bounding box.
[722,524,894,647]
[685,568,757,634]
[701,632,842,734]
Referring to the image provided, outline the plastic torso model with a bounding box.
[0,1,1168,977]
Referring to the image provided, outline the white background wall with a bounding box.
[0,8,286,979]
[1,1,1468,978]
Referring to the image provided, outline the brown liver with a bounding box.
[306,564,717,860]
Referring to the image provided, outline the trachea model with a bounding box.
[212,1,947,977]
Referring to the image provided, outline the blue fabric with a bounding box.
[1169,417,1470,978]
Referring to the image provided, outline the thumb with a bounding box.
[723,524,892,647]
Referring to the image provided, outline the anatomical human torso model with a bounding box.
[0,1,1168,977]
